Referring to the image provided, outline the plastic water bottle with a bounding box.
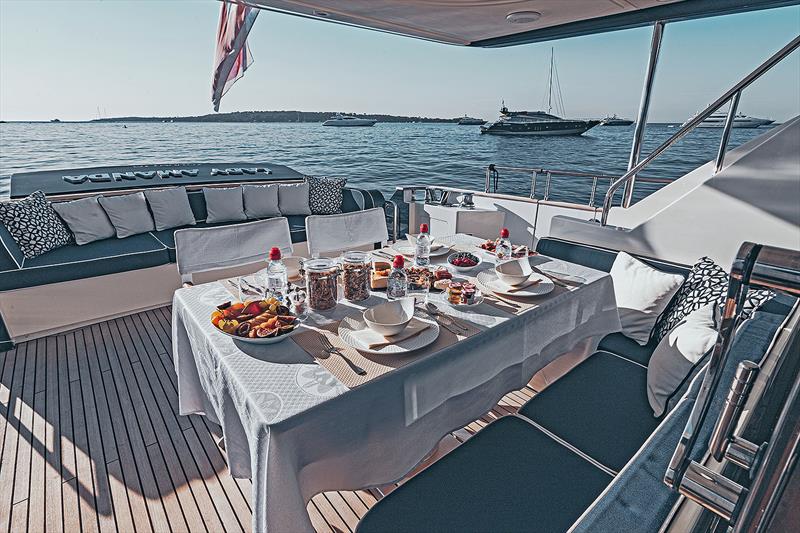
[415,223,431,267]
[266,247,288,300]
[496,228,512,262]
[387,255,408,300]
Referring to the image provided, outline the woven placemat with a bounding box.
[291,310,481,388]
[480,282,572,315]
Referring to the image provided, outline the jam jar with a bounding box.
[341,251,371,302]
[304,258,339,310]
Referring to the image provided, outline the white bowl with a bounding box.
[447,252,482,272]
[363,297,415,336]
[495,257,533,286]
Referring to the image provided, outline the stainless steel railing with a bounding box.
[664,243,800,525]
[484,164,670,207]
[600,34,800,226]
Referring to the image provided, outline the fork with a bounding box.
[320,335,367,376]
[417,305,462,335]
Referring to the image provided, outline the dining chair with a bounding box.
[305,207,389,258]
[174,217,292,285]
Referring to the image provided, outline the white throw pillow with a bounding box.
[647,304,718,417]
[610,252,685,345]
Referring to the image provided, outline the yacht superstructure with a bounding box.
[692,111,775,128]
[601,114,634,126]
[1,2,798,533]
[322,113,377,126]
[457,115,485,125]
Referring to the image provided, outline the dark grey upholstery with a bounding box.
[0,233,170,291]
[572,295,795,532]
[356,416,612,533]
[0,186,385,281]
[518,350,661,472]
[598,332,656,366]
[535,238,689,277]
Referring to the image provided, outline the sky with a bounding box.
[0,1,798,122]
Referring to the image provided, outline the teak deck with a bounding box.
[0,306,537,533]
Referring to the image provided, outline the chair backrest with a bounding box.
[174,217,292,283]
[305,207,389,258]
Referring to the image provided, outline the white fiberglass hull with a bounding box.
[322,119,377,127]
[697,118,774,128]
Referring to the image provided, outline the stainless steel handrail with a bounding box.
[665,243,800,496]
[483,164,670,206]
[601,34,800,226]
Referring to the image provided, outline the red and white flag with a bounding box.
[211,2,259,112]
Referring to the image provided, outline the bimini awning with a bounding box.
[242,0,798,47]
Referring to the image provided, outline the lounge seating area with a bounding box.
[0,182,386,349]
[357,238,796,532]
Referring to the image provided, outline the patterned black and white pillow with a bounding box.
[307,176,346,215]
[0,191,73,259]
[651,256,775,343]
[651,257,728,343]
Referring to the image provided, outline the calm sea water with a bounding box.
[0,122,770,204]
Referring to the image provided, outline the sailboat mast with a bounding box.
[547,47,554,114]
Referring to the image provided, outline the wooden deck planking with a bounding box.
[0,307,546,533]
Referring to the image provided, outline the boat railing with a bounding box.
[600,34,800,226]
[484,164,671,207]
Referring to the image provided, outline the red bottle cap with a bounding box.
[392,255,405,268]
[419,223,429,233]
[269,247,281,260]
[500,228,509,238]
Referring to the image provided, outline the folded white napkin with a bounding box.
[350,319,431,350]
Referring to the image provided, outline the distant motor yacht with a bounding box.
[481,49,600,136]
[689,111,774,128]
[458,115,486,125]
[322,113,377,127]
[481,108,601,136]
[601,114,634,126]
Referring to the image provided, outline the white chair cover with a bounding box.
[305,207,389,258]
[175,217,292,283]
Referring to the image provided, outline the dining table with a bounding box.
[172,233,621,533]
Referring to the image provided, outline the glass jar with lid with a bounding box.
[304,258,339,310]
[341,251,371,302]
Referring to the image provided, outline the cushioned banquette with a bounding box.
[0,186,386,291]
[356,238,796,533]
[0,186,386,350]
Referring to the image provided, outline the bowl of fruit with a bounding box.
[447,251,482,272]
[211,298,300,344]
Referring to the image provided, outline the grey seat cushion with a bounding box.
[356,416,612,533]
[203,186,247,223]
[598,332,657,365]
[144,187,196,230]
[243,184,281,219]
[278,182,311,215]
[0,233,170,291]
[98,192,156,238]
[518,350,661,472]
[52,196,116,245]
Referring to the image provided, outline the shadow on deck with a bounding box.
[0,307,535,533]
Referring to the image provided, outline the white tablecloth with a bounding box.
[172,236,621,532]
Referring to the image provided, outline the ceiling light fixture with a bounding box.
[506,10,542,24]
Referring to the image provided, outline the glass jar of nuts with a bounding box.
[341,251,371,302]
[304,258,339,311]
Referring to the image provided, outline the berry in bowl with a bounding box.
[447,252,482,272]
